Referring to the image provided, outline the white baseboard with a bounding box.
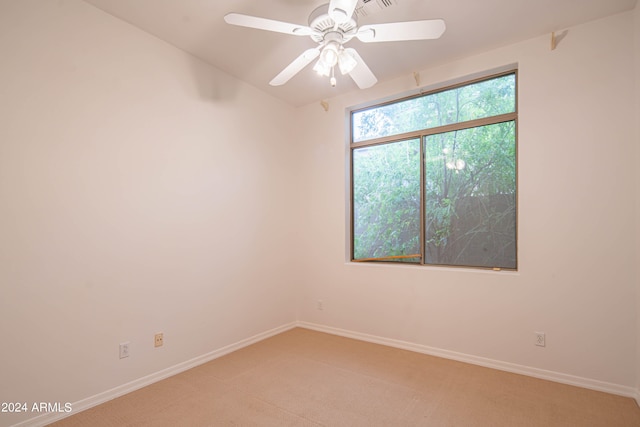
[297,321,637,399]
[12,320,637,426]
[13,322,297,427]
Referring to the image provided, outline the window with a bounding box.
[350,71,517,270]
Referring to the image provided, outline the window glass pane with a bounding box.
[353,139,421,262]
[352,73,516,142]
[424,121,516,269]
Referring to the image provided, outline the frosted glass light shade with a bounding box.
[338,49,357,75]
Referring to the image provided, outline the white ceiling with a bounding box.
[83,0,637,107]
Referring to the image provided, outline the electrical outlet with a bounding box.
[317,300,323,311]
[535,332,546,347]
[119,342,130,359]
[154,333,163,347]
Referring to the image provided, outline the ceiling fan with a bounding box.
[224,0,445,89]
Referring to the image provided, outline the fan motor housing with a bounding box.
[308,4,358,43]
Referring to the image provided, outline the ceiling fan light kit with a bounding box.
[224,0,445,89]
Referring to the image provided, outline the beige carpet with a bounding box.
[51,328,640,426]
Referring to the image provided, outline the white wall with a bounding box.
[297,10,638,393]
[0,1,299,425]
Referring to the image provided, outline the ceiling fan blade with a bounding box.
[356,19,446,42]
[224,13,315,36]
[328,0,358,24]
[270,48,320,86]
[345,48,377,89]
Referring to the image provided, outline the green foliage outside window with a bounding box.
[353,140,421,261]
[351,72,517,269]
